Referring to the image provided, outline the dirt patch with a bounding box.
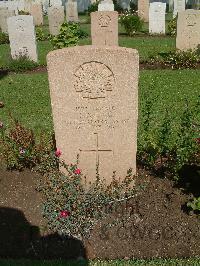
[0,166,199,259]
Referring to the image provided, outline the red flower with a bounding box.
[60,210,70,218]
[74,168,81,175]
[55,148,62,157]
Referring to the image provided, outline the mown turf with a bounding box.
[0,70,199,139]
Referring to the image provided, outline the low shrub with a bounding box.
[18,10,30,15]
[8,56,38,72]
[119,11,144,36]
[87,1,99,14]
[168,16,177,36]
[50,22,85,49]
[36,27,46,41]
[187,197,200,212]
[161,50,200,69]
[0,32,9,45]
[0,118,53,170]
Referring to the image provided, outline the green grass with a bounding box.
[0,258,200,266]
[1,70,200,138]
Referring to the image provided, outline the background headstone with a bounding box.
[66,0,78,22]
[98,0,114,11]
[91,11,118,46]
[47,46,139,184]
[0,9,15,33]
[149,2,166,34]
[49,0,62,6]
[173,0,185,17]
[138,0,149,22]
[176,9,200,50]
[7,15,38,62]
[48,6,64,35]
[30,3,43,25]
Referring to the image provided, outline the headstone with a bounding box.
[66,0,78,22]
[173,0,185,18]
[118,0,130,10]
[18,0,25,11]
[48,6,64,35]
[98,0,114,11]
[176,9,200,51]
[24,0,32,13]
[138,0,149,22]
[149,2,166,34]
[47,46,139,184]
[49,0,62,6]
[7,15,38,62]
[91,11,118,46]
[0,8,15,33]
[30,3,43,25]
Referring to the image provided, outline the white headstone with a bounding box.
[48,6,64,35]
[0,8,15,33]
[149,2,166,34]
[173,0,185,18]
[66,0,78,22]
[7,15,38,62]
[98,0,114,11]
[50,0,62,6]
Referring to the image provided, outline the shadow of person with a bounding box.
[0,207,88,263]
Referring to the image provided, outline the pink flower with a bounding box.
[60,210,70,218]
[19,148,26,155]
[74,168,81,175]
[55,148,62,157]
[0,121,3,129]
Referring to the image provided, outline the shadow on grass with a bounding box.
[0,69,8,80]
[0,207,88,263]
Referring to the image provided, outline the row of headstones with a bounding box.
[0,1,78,34]
[0,0,91,14]
[138,0,185,23]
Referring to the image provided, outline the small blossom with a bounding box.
[19,148,26,155]
[55,148,62,157]
[74,168,81,175]
[60,210,70,218]
[0,121,3,129]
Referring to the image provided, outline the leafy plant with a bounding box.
[119,11,144,36]
[87,1,99,14]
[36,27,46,41]
[187,197,200,212]
[18,10,30,15]
[0,118,53,170]
[0,32,9,45]
[168,16,177,36]
[8,55,38,72]
[40,160,137,239]
[50,22,81,49]
[161,50,200,69]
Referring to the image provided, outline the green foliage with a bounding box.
[87,1,99,14]
[39,161,137,239]
[0,118,53,170]
[8,56,38,72]
[50,22,83,49]
[138,96,200,180]
[161,50,200,69]
[168,16,177,36]
[187,197,200,212]
[18,10,30,15]
[36,27,46,41]
[0,32,9,45]
[119,11,144,36]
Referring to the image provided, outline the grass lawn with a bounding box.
[0,69,199,139]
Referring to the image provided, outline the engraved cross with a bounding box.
[79,133,112,169]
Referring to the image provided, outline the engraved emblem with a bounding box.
[74,61,114,99]
[16,19,25,32]
[186,14,197,26]
[98,14,111,27]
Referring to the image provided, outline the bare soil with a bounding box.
[0,165,199,260]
